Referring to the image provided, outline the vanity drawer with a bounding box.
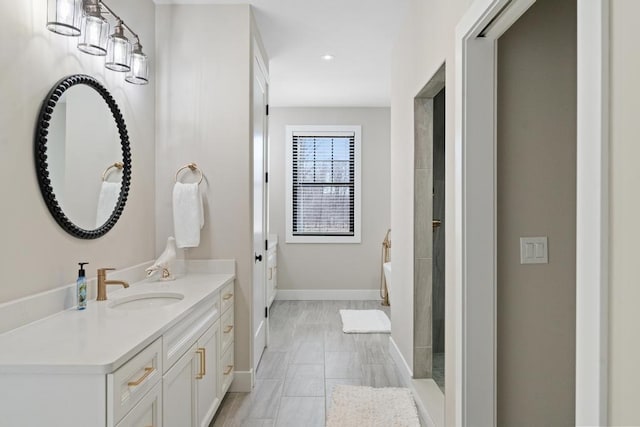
[115,381,162,427]
[220,305,234,354]
[219,345,234,396]
[220,281,234,313]
[163,295,219,373]
[108,337,162,426]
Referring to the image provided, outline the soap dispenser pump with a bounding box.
[77,262,89,310]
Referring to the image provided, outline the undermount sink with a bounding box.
[109,292,184,310]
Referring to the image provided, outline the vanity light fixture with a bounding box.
[47,0,149,85]
[46,0,82,36]
[77,0,109,56]
[125,41,149,85]
[105,21,131,71]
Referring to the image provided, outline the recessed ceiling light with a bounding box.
[321,54,335,61]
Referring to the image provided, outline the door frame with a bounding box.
[251,38,269,376]
[453,0,609,425]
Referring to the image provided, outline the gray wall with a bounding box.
[497,0,576,424]
[155,4,264,374]
[0,0,156,303]
[269,107,390,292]
[610,1,640,424]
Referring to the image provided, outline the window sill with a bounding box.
[286,235,361,244]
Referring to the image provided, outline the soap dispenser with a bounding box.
[77,262,89,310]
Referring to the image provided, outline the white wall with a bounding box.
[269,107,390,293]
[155,4,265,374]
[609,1,640,424]
[390,0,472,423]
[0,0,156,304]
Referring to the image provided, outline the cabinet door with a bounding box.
[196,322,220,427]
[116,382,162,427]
[163,343,197,427]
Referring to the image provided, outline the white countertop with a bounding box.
[0,272,234,375]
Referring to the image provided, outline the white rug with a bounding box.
[339,309,391,333]
[326,385,420,427]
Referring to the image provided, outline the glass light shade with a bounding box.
[125,50,149,85]
[77,15,110,56]
[105,32,131,72]
[46,0,82,36]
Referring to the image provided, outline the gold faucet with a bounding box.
[97,268,129,301]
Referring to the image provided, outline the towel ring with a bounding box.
[175,162,204,185]
[102,162,124,182]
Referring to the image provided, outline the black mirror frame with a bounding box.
[34,74,132,239]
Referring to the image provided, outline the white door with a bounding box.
[252,51,268,373]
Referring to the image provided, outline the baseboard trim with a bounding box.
[275,289,381,301]
[388,337,443,427]
[389,336,413,385]
[229,369,253,392]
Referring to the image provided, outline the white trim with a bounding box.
[389,336,413,382]
[454,1,535,425]
[275,289,380,301]
[285,125,362,244]
[575,1,609,425]
[389,337,443,427]
[229,369,254,392]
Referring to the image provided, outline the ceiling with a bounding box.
[153,0,410,107]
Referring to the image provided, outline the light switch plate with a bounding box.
[520,236,548,264]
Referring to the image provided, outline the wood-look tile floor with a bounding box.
[210,300,401,427]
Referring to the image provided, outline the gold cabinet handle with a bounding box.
[432,219,442,229]
[223,293,233,301]
[224,325,233,334]
[223,365,233,375]
[195,348,206,379]
[128,367,154,387]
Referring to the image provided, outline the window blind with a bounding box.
[292,133,355,236]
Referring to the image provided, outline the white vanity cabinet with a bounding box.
[218,281,235,396]
[162,288,228,427]
[0,270,236,427]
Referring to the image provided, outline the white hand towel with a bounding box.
[173,182,204,248]
[95,181,121,228]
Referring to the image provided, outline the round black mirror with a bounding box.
[34,74,132,239]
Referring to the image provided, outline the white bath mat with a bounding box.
[327,385,420,427]
[339,309,391,333]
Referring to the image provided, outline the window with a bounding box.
[286,125,361,243]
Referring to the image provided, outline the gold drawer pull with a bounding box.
[224,325,233,333]
[223,293,233,301]
[196,348,206,379]
[223,365,233,375]
[128,367,154,387]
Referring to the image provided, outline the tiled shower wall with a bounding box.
[413,97,433,378]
